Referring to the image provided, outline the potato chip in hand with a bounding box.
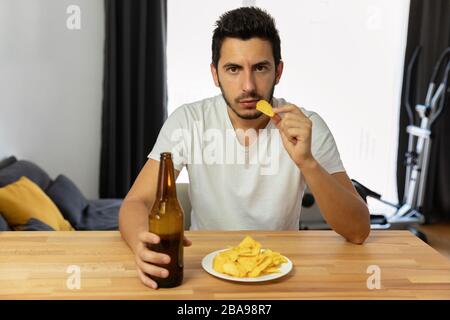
[256,100,274,117]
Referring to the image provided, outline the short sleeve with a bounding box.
[309,112,346,174]
[148,107,188,172]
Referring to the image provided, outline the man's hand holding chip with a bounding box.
[271,104,315,169]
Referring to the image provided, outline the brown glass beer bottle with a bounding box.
[148,152,184,288]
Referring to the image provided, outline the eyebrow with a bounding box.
[222,63,241,69]
[254,60,272,67]
[222,60,272,69]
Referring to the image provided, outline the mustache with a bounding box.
[234,92,262,103]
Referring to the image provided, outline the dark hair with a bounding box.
[211,7,281,68]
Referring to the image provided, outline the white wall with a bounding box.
[167,0,410,214]
[0,0,104,198]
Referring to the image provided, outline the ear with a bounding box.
[210,63,220,87]
[275,61,284,85]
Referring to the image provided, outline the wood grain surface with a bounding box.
[1,230,449,299]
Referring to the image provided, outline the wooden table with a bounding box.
[1,230,450,299]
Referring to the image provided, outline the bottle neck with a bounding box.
[156,156,177,201]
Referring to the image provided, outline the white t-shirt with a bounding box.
[149,94,345,230]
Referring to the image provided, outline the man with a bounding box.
[119,7,370,289]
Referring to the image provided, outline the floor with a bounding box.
[413,223,450,259]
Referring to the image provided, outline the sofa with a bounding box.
[0,156,122,231]
[0,155,329,232]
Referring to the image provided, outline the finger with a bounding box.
[274,118,297,145]
[138,232,160,245]
[280,126,307,143]
[281,119,303,130]
[136,257,170,279]
[139,248,171,265]
[279,129,296,145]
[274,104,308,118]
[286,127,308,140]
[137,266,158,289]
[283,115,312,129]
[271,113,282,128]
[273,104,301,114]
[183,236,192,247]
[282,112,307,121]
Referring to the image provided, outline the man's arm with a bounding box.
[272,104,370,244]
[301,161,370,244]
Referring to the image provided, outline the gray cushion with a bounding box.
[0,160,52,190]
[15,218,54,231]
[45,175,88,228]
[0,214,11,231]
[0,156,17,170]
[78,199,122,230]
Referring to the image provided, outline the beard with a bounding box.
[219,80,276,120]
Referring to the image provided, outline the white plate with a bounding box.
[201,249,293,282]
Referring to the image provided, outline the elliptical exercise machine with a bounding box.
[352,46,450,239]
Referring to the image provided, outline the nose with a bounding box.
[241,69,256,94]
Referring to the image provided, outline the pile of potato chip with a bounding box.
[213,236,288,278]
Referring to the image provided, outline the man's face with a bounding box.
[211,37,283,120]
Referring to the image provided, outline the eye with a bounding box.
[227,66,239,73]
[255,65,268,72]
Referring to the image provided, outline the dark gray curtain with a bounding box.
[100,0,167,198]
[397,0,450,222]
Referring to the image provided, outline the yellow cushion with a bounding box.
[0,176,74,231]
